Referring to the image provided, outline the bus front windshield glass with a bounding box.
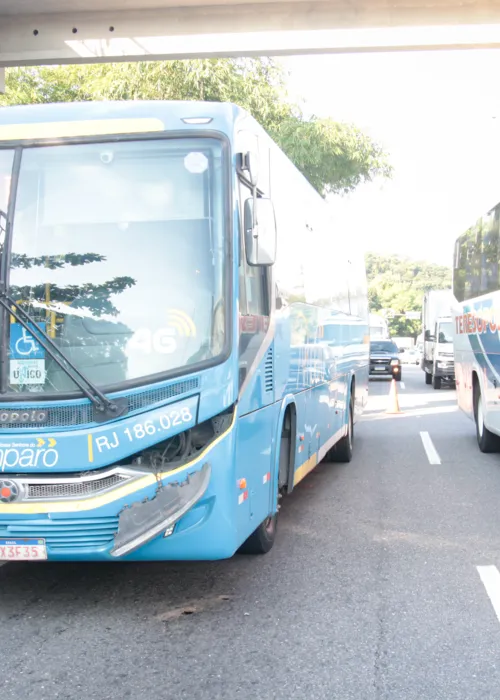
[5,137,227,395]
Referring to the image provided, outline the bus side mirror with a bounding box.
[425,330,434,341]
[244,198,277,266]
[0,209,6,247]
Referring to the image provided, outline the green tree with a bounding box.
[273,117,391,195]
[0,61,391,196]
[366,252,452,339]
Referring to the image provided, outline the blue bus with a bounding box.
[0,101,368,561]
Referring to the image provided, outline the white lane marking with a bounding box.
[477,566,500,623]
[420,431,441,464]
[400,382,406,390]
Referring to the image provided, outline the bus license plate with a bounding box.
[0,538,47,561]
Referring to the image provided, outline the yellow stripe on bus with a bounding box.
[293,453,318,486]
[0,118,165,142]
[87,434,94,464]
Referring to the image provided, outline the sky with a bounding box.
[284,49,500,267]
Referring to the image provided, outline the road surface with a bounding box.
[2,365,500,699]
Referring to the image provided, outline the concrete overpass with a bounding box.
[1,1,500,93]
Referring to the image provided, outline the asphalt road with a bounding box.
[3,365,500,699]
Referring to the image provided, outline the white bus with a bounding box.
[453,201,500,452]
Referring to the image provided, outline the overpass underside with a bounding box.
[1,1,500,74]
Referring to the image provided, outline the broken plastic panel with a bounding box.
[110,461,211,557]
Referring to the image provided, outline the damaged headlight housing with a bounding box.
[110,407,234,557]
[110,462,211,557]
[127,409,233,472]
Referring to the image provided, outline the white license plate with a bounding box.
[374,367,386,371]
[0,538,47,561]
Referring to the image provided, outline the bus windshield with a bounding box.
[2,137,227,395]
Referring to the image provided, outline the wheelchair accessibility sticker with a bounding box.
[9,323,46,385]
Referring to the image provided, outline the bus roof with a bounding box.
[0,100,248,141]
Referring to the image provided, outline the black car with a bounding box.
[369,340,402,381]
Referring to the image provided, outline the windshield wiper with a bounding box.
[0,291,127,422]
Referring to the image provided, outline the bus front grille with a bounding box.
[0,516,119,551]
[0,376,200,430]
[25,474,128,501]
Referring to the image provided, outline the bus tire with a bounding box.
[238,514,277,555]
[425,372,432,385]
[329,395,353,463]
[475,385,500,453]
[433,375,442,390]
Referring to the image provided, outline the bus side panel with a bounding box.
[234,114,368,493]
[268,131,368,407]
[454,295,500,432]
[290,389,315,486]
[234,401,281,543]
[238,367,324,497]
[453,304,475,420]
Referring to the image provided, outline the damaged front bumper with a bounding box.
[110,462,211,558]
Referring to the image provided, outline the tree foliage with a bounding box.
[366,252,452,338]
[272,117,391,195]
[0,60,391,196]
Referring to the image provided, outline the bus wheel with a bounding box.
[475,386,500,453]
[329,397,353,463]
[238,514,277,555]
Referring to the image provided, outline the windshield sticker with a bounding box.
[10,323,45,360]
[184,152,208,174]
[10,359,46,385]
